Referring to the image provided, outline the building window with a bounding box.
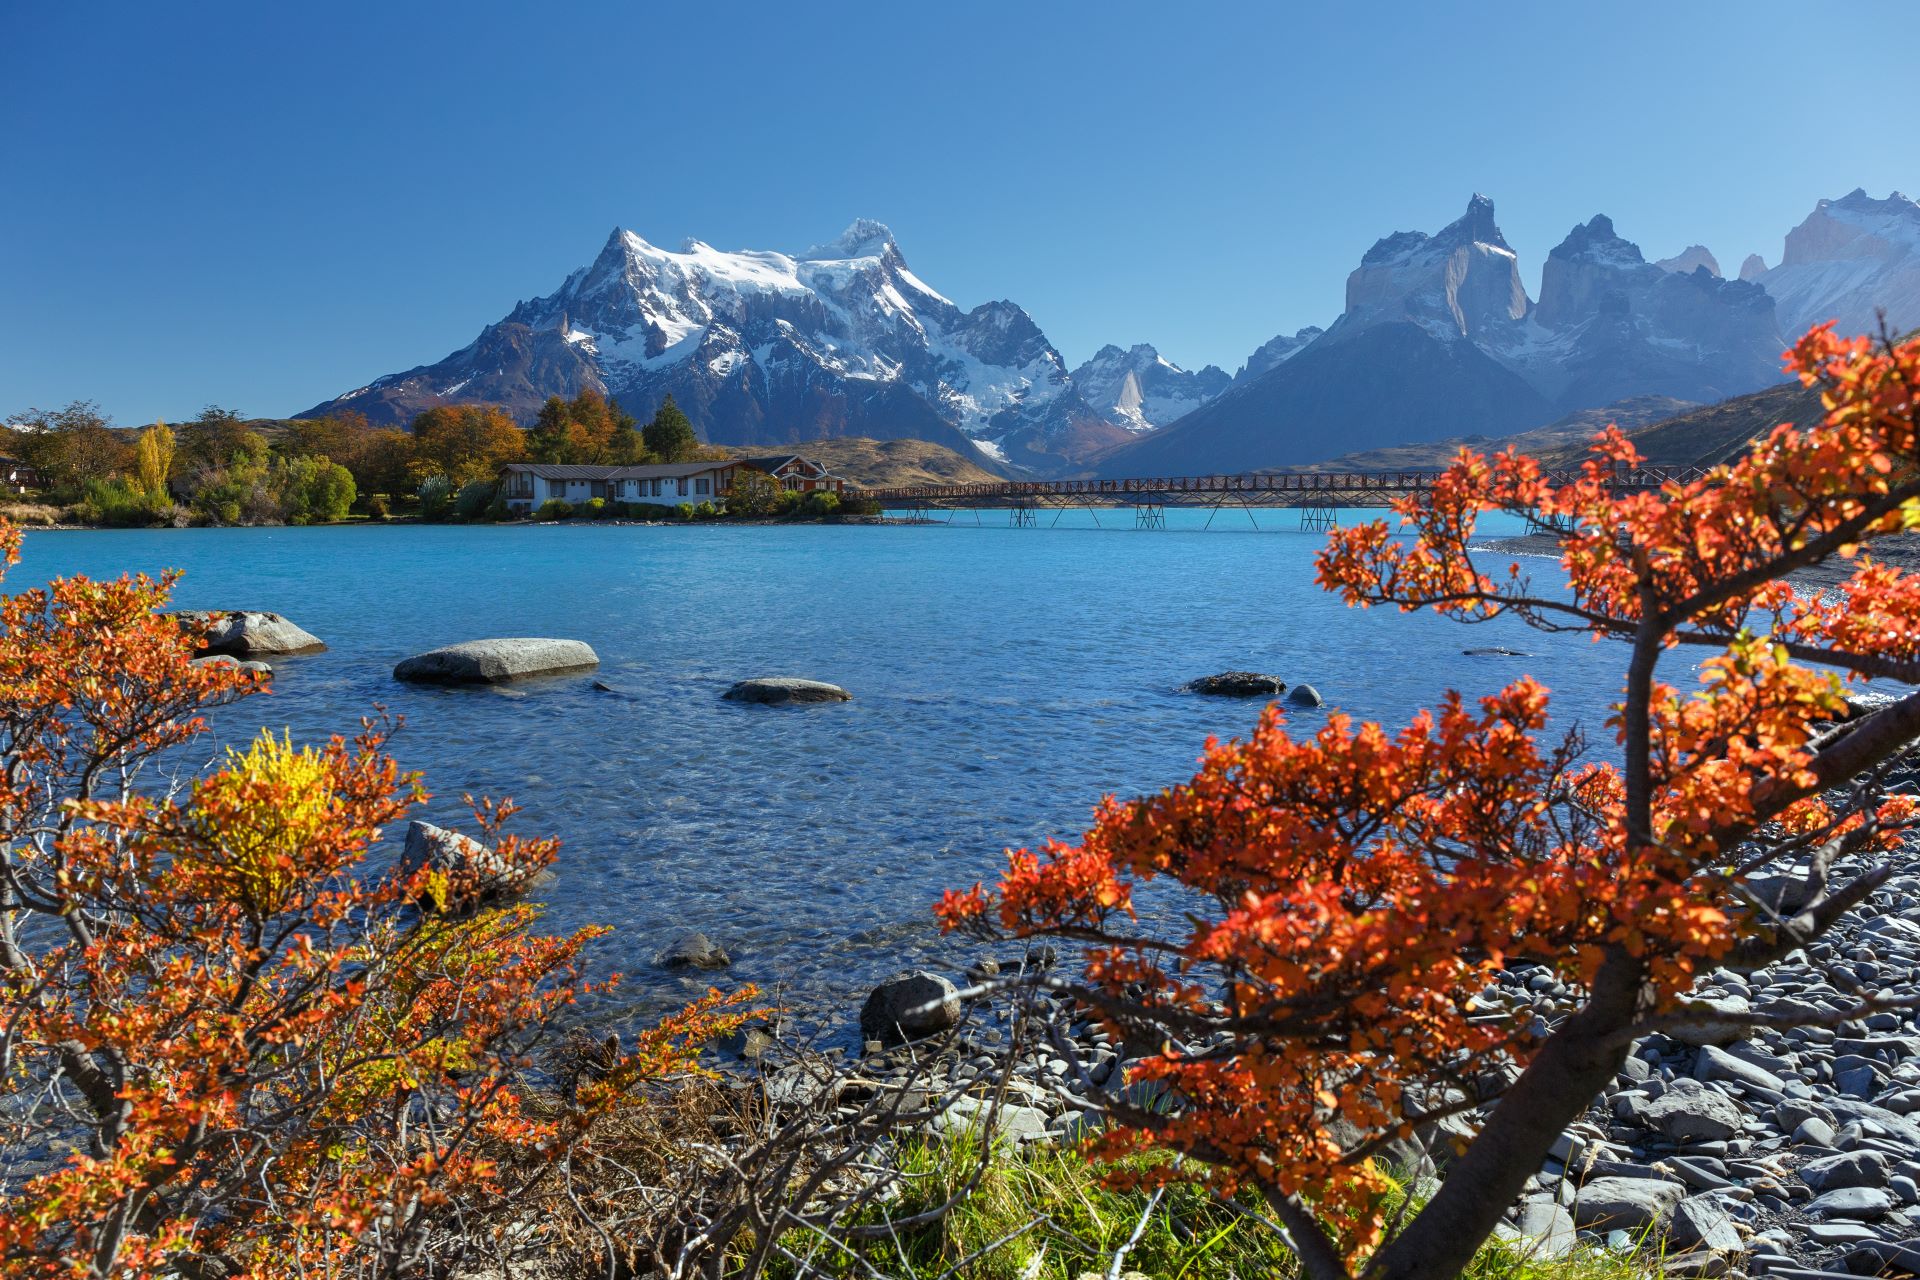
[677,478,688,497]
[694,477,710,495]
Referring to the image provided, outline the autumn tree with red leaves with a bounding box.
[0,536,751,1278]
[940,323,1920,1280]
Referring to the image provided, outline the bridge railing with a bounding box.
[858,464,1714,505]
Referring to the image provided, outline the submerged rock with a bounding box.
[723,677,852,704]
[657,932,732,970]
[178,610,324,656]
[191,654,273,678]
[393,638,600,684]
[1286,683,1324,707]
[1183,671,1286,698]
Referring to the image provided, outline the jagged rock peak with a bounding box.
[1654,245,1723,278]
[1449,193,1505,247]
[803,218,900,261]
[1740,253,1768,281]
[1236,326,1325,382]
[1551,214,1647,266]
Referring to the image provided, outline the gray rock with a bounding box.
[1670,1194,1745,1254]
[722,677,852,705]
[1285,683,1323,708]
[1646,1079,1745,1143]
[393,638,600,684]
[656,932,731,970]
[1512,1198,1576,1258]
[1795,1117,1840,1147]
[178,609,324,656]
[860,971,960,1044]
[1806,1185,1896,1219]
[1801,1150,1889,1192]
[1183,671,1286,698]
[1669,994,1754,1047]
[1572,1176,1685,1232]
[1695,1044,1786,1092]
[191,654,273,678]
[395,820,536,911]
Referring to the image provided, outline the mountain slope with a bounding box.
[1302,394,1696,472]
[1095,322,1554,476]
[301,221,1116,473]
[749,436,1004,488]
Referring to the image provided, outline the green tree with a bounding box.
[726,468,782,516]
[642,394,699,463]
[349,428,418,499]
[273,455,356,524]
[7,401,132,495]
[179,405,266,474]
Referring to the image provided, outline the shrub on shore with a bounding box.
[537,496,573,521]
[938,322,1920,1278]
[0,520,756,1276]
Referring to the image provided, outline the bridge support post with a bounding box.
[1135,502,1166,530]
[1010,502,1036,528]
[1298,498,1339,533]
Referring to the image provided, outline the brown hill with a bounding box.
[1541,379,1823,470]
[751,437,1004,489]
[1300,395,1695,473]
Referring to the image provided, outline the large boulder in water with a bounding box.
[394,638,599,684]
[860,970,960,1044]
[723,677,852,705]
[178,610,324,657]
[1287,684,1324,708]
[1184,671,1286,698]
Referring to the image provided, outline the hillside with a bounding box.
[739,437,1004,489]
[1540,379,1823,470]
[1300,395,1694,472]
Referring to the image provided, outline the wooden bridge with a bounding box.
[858,467,1711,530]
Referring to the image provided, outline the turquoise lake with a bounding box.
[13,512,1652,1034]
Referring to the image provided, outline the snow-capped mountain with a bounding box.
[1096,195,1784,476]
[1233,327,1324,384]
[1756,189,1920,338]
[1068,344,1229,432]
[1653,245,1722,277]
[301,220,1133,474]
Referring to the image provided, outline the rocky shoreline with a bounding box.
[748,836,1920,1276]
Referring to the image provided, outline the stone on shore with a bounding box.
[860,971,960,1044]
[657,932,731,970]
[723,677,852,704]
[1644,1079,1744,1143]
[393,638,599,684]
[1573,1177,1686,1233]
[179,610,324,656]
[1286,683,1324,707]
[1183,671,1286,698]
[396,819,537,911]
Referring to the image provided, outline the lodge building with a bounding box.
[497,454,842,516]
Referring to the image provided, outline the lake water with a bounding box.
[12,512,1654,1038]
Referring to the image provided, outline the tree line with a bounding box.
[1,391,712,526]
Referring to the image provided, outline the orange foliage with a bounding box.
[940,324,1920,1273]
[0,529,753,1277]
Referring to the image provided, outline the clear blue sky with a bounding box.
[3,0,1914,425]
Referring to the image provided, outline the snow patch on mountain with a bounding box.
[1069,343,1230,431]
[1757,189,1920,337]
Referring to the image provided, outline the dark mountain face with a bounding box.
[1094,322,1554,477]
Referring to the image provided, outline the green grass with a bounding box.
[752,1132,1660,1280]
